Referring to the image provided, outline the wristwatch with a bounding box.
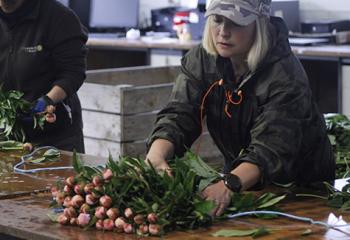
[223,173,242,193]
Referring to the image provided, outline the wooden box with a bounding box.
[78,66,221,164]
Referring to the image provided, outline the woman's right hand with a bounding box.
[145,139,174,176]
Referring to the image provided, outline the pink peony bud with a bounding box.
[103,168,113,181]
[99,195,112,209]
[138,224,149,235]
[65,176,76,187]
[85,194,97,206]
[133,214,145,225]
[95,206,106,219]
[103,219,115,231]
[124,208,133,219]
[80,203,91,214]
[123,223,133,234]
[63,196,72,208]
[70,218,78,226]
[58,214,69,225]
[74,184,84,195]
[45,113,56,123]
[63,185,72,195]
[147,213,158,224]
[92,186,103,199]
[106,208,119,220]
[83,183,94,194]
[23,142,33,152]
[149,224,161,236]
[95,219,104,230]
[56,192,66,206]
[92,176,103,186]
[71,195,84,209]
[64,206,77,218]
[114,217,126,229]
[51,186,58,198]
[77,213,91,227]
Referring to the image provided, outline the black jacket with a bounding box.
[0,0,88,150]
[148,17,335,185]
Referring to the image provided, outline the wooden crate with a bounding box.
[78,65,222,164]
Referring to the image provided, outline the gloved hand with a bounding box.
[21,95,56,124]
[32,95,55,114]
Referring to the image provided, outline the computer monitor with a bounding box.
[270,0,300,33]
[89,0,139,30]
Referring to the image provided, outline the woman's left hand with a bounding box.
[201,180,233,217]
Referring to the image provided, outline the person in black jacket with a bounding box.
[0,0,88,152]
[146,0,335,216]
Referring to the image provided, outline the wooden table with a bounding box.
[0,150,103,199]
[1,150,350,239]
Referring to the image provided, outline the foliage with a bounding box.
[0,140,24,151]
[0,89,45,142]
[51,151,286,235]
[324,114,350,178]
[324,180,350,211]
[27,148,61,163]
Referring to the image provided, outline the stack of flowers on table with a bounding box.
[49,151,285,236]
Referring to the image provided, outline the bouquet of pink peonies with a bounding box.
[49,151,285,236]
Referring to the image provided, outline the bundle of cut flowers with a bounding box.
[49,151,285,236]
[0,89,54,142]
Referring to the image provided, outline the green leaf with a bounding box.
[256,195,286,209]
[151,202,159,213]
[43,148,60,158]
[252,227,270,238]
[194,199,215,215]
[301,229,313,236]
[327,196,344,208]
[47,212,59,223]
[72,150,84,173]
[28,157,46,163]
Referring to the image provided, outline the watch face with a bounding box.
[224,174,242,193]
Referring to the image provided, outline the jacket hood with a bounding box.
[261,16,292,68]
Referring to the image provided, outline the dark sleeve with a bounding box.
[47,7,88,97]
[147,46,208,156]
[234,61,311,184]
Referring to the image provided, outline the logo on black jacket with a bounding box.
[21,45,43,53]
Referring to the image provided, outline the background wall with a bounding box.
[141,0,350,27]
[296,0,350,22]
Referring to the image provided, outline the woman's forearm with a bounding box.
[146,139,175,169]
[231,162,261,191]
[46,85,67,103]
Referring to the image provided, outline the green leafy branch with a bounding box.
[0,88,45,142]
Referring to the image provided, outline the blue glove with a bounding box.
[32,95,54,114]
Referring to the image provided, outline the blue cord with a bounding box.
[13,146,73,173]
[227,210,350,229]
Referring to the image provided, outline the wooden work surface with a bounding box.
[0,150,105,199]
[0,188,349,240]
[87,37,350,58]
[1,150,350,239]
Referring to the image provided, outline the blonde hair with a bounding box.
[202,15,271,72]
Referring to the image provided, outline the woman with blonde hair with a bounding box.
[146,0,335,216]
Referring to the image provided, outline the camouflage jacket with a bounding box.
[148,17,335,185]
